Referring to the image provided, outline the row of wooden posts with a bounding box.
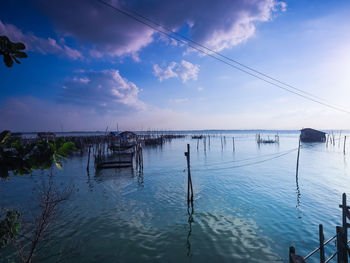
[290,193,350,263]
[326,133,347,154]
[194,135,235,152]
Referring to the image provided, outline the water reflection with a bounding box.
[86,171,94,192]
[186,203,194,257]
[295,172,301,211]
[94,167,134,183]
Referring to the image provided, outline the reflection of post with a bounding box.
[295,171,301,209]
[186,204,194,257]
[296,136,301,177]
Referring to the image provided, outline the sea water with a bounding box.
[1,130,349,262]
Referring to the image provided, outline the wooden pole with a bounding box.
[336,226,348,263]
[86,146,91,172]
[296,136,301,177]
[289,246,295,263]
[344,136,347,155]
[232,137,235,152]
[184,144,193,204]
[319,224,325,263]
[342,193,348,252]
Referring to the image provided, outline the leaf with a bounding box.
[14,42,25,50]
[14,51,27,58]
[12,56,20,64]
[0,130,11,144]
[3,54,13,67]
[55,161,62,170]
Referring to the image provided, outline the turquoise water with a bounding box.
[1,130,350,262]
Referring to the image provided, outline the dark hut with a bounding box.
[300,128,326,142]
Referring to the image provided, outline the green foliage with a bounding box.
[0,210,21,249]
[0,36,27,67]
[0,131,77,178]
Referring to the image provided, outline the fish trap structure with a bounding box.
[256,133,279,144]
[94,131,143,171]
[290,193,350,263]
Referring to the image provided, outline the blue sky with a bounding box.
[1,0,350,131]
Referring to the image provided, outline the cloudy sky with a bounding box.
[1,0,350,131]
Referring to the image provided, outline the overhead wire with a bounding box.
[192,147,299,168]
[191,147,298,172]
[96,0,350,114]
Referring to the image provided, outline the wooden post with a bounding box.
[319,224,325,263]
[184,144,193,204]
[342,194,348,257]
[197,139,199,150]
[208,135,210,148]
[289,246,295,263]
[326,134,329,148]
[221,136,223,150]
[336,226,348,263]
[86,146,91,172]
[232,137,235,152]
[344,136,347,155]
[296,136,301,177]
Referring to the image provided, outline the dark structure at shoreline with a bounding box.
[300,128,326,143]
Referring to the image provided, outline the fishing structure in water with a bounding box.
[290,193,350,263]
[256,133,280,144]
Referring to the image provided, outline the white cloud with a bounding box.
[34,0,286,58]
[0,20,82,60]
[59,70,146,112]
[153,60,199,83]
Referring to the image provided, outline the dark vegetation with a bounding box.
[0,130,76,179]
[0,36,27,67]
[0,36,74,262]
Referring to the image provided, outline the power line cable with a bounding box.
[193,147,299,168]
[116,4,332,104]
[192,148,298,172]
[96,0,350,114]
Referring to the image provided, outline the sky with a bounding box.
[0,0,350,132]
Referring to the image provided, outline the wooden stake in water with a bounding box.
[232,137,235,152]
[184,144,194,204]
[319,224,325,263]
[86,146,91,172]
[344,136,347,155]
[296,136,301,177]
